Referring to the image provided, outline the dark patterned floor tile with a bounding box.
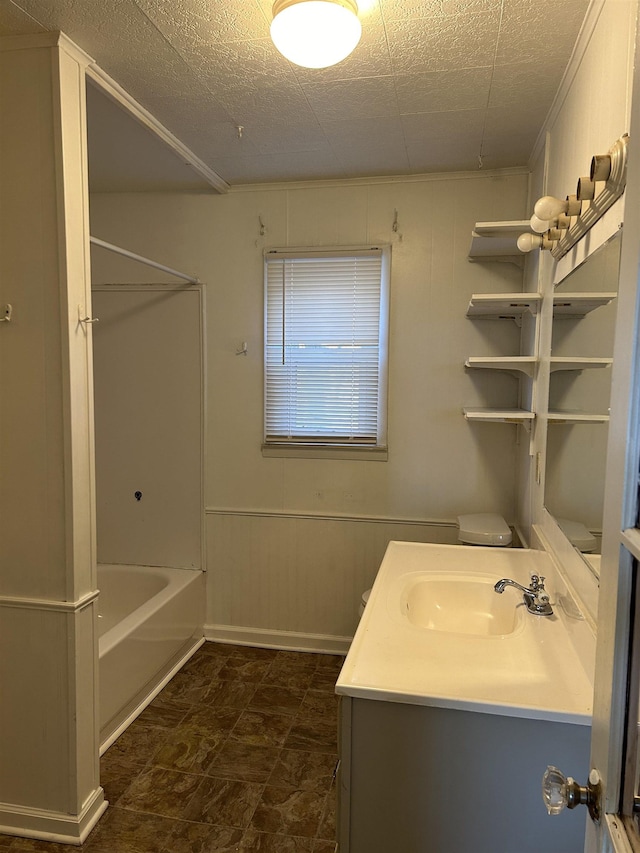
[7,840,83,852]
[307,669,339,693]
[180,704,241,735]
[205,679,256,709]
[248,685,305,716]
[312,842,337,853]
[228,710,293,748]
[216,659,273,683]
[163,820,243,853]
[85,806,176,853]
[105,723,169,765]
[0,837,12,850]
[149,726,226,774]
[260,667,315,691]
[267,750,337,793]
[182,777,263,829]
[250,786,326,838]
[227,645,279,662]
[100,753,145,805]
[314,655,344,673]
[181,653,228,680]
[157,669,214,706]
[118,767,202,819]
[136,699,190,729]
[284,719,337,753]
[198,642,236,659]
[206,740,280,783]
[318,787,337,841]
[239,829,314,851]
[298,690,339,721]
[271,651,319,671]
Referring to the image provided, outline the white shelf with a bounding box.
[465,356,537,377]
[548,411,610,424]
[553,292,617,318]
[466,293,542,320]
[549,356,613,372]
[463,407,535,423]
[468,221,531,265]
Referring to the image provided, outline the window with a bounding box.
[263,246,390,458]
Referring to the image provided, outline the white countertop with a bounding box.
[336,541,593,725]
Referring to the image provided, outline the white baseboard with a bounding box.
[0,786,107,846]
[205,623,353,655]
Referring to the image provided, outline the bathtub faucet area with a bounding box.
[494,574,554,617]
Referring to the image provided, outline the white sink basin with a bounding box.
[401,575,523,637]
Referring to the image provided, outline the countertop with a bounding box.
[336,541,593,725]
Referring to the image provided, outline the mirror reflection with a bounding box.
[544,233,621,555]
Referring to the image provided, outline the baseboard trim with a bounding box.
[205,623,353,655]
[0,786,107,846]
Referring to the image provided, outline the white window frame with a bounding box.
[262,245,390,461]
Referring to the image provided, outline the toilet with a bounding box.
[358,588,370,618]
[556,517,597,553]
[456,512,512,547]
[358,512,512,619]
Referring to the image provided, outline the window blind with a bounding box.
[264,249,386,445]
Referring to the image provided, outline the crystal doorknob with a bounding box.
[542,766,601,822]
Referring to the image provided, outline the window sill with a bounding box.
[261,443,388,461]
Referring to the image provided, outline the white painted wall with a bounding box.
[92,287,204,569]
[525,0,637,624]
[0,34,105,842]
[90,169,529,644]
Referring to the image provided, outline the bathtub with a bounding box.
[98,564,204,750]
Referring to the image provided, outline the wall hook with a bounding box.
[0,304,12,323]
[258,216,265,236]
[236,341,248,356]
[392,209,399,233]
[78,304,99,324]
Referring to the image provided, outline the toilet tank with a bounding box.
[456,513,512,547]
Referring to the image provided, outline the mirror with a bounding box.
[544,233,621,556]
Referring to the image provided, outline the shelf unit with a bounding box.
[549,357,613,372]
[466,292,542,321]
[468,221,531,265]
[463,407,535,423]
[465,356,537,377]
[553,292,617,318]
[548,411,610,424]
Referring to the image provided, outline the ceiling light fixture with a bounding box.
[270,0,362,69]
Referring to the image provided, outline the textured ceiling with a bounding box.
[0,0,589,188]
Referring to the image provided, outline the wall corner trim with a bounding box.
[0,787,107,846]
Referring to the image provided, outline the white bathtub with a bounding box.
[98,564,204,750]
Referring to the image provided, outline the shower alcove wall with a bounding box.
[91,281,206,747]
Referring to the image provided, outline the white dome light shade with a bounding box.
[271,0,362,69]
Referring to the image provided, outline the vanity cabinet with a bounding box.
[337,695,590,853]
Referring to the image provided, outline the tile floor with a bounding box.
[0,643,342,852]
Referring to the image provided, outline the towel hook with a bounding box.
[78,304,99,325]
[0,304,12,323]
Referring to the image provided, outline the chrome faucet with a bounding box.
[494,574,553,616]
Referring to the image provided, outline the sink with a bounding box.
[401,575,523,637]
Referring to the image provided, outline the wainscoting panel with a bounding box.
[206,511,458,648]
